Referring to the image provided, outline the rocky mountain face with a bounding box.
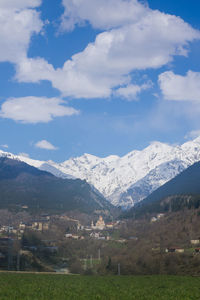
[1,137,200,209]
[118,159,187,208]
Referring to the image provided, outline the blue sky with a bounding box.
[1,0,200,162]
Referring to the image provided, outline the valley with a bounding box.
[0,142,200,277]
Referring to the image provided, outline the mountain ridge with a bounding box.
[0,157,113,214]
[1,137,200,208]
[123,161,200,219]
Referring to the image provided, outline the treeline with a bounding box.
[121,195,200,218]
[123,161,200,219]
[124,194,200,219]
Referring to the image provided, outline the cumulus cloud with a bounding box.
[0,1,43,63]
[115,82,152,100]
[35,140,58,150]
[0,0,41,10]
[16,57,55,83]
[60,0,148,31]
[16,6,200,99]
[0,97,79,124]
[1,0,199,101]
[159,71,200,101]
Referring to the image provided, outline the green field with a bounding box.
[0,273,200,300]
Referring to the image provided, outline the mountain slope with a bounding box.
[118,159,187,208]
[124,161,200,218]
[1,137,200,208]
[0,157,112,214]
[142,161,200,204]
[43,137,200,207]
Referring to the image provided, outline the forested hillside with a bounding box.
[123,161,200,218]
[0,157,113,214]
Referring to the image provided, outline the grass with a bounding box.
[0,273,200,299]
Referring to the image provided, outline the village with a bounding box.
[0,212,200,254]
[0,213,131,272]
[0,209,200,274]
[65,215,123,241]
[0,213,123,238]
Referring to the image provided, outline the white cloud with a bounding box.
[1,144,9,149]
[115,82,152,100]
[0,97,79,124]
[159,71,200,101]
[16,57,56,82]
[0,1,43,63]
[35,140,58,150]
[0,0,41,10]
[16,7,200,99]
[18,152,30,158]
[184,130,200,140]
[60,0,148,31]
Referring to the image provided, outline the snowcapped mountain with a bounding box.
[1,137,200,208]
[56,138,200,208]
[0,151,74,179]
[118,159,187,208]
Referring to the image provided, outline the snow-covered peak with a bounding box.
[147,140,171,148]
[0,150,44,168]
[17,155,44,169]
[103,155,119,163]
[51,137,200,204]
[1,136,200,208]
[0,150,16,160]
[191,136,200,144]
[56,137,200,205]
[181,137,200,150]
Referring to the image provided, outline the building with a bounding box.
[191,239,200,245]
[151,217,157,223]
[31,221,49,231]
[42,222,49,231]
[157,213,165,219]
[19,222,26,230]
[151,214,164,223]
[116,239,126,243]
[0,226,15,233]
[129,236,138,241]
[65,233,73,238]
[65,233,84,240]
[106,223,114,229]
[91,216,106,230]
[165,247,184,253]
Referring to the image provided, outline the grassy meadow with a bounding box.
[0,273,200,300]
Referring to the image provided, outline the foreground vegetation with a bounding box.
[0,273,200,300]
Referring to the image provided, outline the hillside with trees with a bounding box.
[0,157,113,214]
[123,161,200,219]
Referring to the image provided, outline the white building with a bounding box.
[91,216,106,230]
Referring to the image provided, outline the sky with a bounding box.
[1,0,200,162]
